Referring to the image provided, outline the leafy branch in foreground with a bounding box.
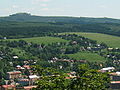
[69,64,110,90]
[32,66,69,90]
[32,64,110,90]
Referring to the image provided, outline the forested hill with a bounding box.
[1,13,120,24]
[0,13,120,39]
[0,22,120,39]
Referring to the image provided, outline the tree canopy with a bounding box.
[33,64,110,90]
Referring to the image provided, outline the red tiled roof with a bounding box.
[111,81,120,84]
[2,85,15,88]
[24,86,37,89]
[20,79,29,81]
[110,73,117,76]
[67,73,71,75]
[7,71,21,75]
[23,65,31,69]
[65,77,71,79]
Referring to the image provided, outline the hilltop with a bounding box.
[1,13,120,24]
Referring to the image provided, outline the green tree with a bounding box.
[33,64,110,90]
[69,64,110,90]
[33,66,69,90]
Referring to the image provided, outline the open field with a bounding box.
[67,52,107,62]
[60,32,120,48]
[5,32,120,48]
[5,37,68,45]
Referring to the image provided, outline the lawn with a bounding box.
[60,32,120,48]
[67,52,107,62]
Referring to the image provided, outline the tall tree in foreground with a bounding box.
[69,64,110,90]
[32,66,69,90]
[33,64,110,90]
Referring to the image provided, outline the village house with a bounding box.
[7,71,22,80]
[109,72,120,89]
[18,79,29,86]
[16,65,25,70]
[110,81,120,89]
[23,65,31,70]
[29,75,39,85]
[67,72,76,79]
[24,85,37,90]
[13,56,18,59]
[100,67,115,72]
[110,72,120,81]
[1,85,16,90]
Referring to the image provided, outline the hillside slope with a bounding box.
[61,32,120,48]
[1,13,120,24]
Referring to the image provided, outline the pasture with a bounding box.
[60,32,120,48]
[6,37,68,45]
[67,52,107,62]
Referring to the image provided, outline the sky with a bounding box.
[0,0,120,18]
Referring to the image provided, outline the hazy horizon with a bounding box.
[1,0,120,19]
[0,12,119,20]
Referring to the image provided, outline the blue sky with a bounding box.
[0,0,119,18]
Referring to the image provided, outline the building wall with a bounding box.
[110,83,120,89]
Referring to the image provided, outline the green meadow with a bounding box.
[67,52,107,62]
[60,32,120,48]
[6,37,68,45]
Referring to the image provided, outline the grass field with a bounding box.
[6,37,68,45]
[60,32,120,48]
[67,52,107,62]
[6,32,120,48]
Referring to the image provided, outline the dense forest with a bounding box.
[0,22,120,39]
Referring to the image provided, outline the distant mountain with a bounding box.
[1,13,120,38]
[1,13,120,24]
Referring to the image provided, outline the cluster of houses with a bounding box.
[0,63,38,90]
[49,57,87,63]
[1,56,120,90]
[0,65,77,90]
[99,67,120,89]
[1,63,120,90]
[49,57,120,89]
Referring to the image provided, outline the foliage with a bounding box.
[69,64,110,90]
[0,21,120,39]
[33,64,110,90]
[33,66,69,90]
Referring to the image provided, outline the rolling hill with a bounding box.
[5,36,107,62]
[60,32,120,48]
[6,37,68,45]
[1,13,120,24]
